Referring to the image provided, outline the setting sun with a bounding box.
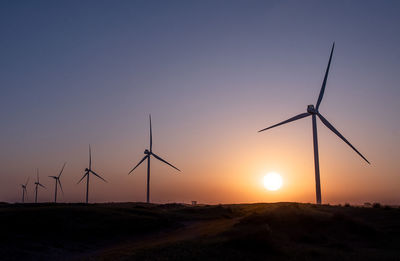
[263,172,283,191]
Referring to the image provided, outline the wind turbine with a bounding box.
[20,177,29,203]
[49,162,66,203]
[129,115,180,203]
[34,168,46,203]
[258,43,370,204]
[77,145,107,204]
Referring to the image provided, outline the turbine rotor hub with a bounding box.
[307,105,317,114]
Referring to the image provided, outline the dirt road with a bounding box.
[77,217,240,260]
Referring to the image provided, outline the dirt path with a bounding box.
[79,217,241,260]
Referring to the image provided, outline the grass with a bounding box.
[1,202,399,260]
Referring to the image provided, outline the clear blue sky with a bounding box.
[1,0,399,204]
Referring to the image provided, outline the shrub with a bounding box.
[372,202,381,208]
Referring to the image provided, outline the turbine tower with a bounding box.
[78,145,107,204]
[49,163,66,203]
[258,43,370,204]
[129,115,180,203]
[20,177,29,203]
[34,169,46,203]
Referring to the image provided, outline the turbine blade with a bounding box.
[49,176,57,179]
[317,113,370,164]
[258,113,310,132]
[58,179,64,195]
[77,172,88,184]
[37,169,39,183]
[151,152,180,171]
[128,155,148,174]
[89,170,107,183]
[58,162,67,178]
[150,114,153,152]
[316,42,335,110]
[89,144,92,170]
[39,183,46,189]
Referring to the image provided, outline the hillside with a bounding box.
[1,202,399,260]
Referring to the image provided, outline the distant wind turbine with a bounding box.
[34,169,46,203]
[77,145,107,204]
[49,162,66,203]
[20,177,29,203]
[258,43,370,204]
[128,115,180,203]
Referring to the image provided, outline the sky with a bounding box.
[0,0,399,205]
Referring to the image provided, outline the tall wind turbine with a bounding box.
[258,43,370,204]
[77,145,107,204]
[49,163,66,203]
[129,115,180,203]
[34,169,46,203]
[20,177,29,203]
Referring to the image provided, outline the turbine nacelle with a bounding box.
[85,168,89,172]
[144,149,150,155]
[307,104,317,114]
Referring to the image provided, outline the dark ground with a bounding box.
[1,202,400,260]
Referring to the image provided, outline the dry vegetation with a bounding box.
[1,202,399,260]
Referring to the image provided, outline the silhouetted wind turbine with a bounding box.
[20,177,29,203]
[129,115,180,203]
[49,163,66,203]
[34,169,46,203]
[258,43,370,204]
[77,145,107,204]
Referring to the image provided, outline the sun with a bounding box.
[263,172,283,191]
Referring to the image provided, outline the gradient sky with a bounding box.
[1,0,399,204]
